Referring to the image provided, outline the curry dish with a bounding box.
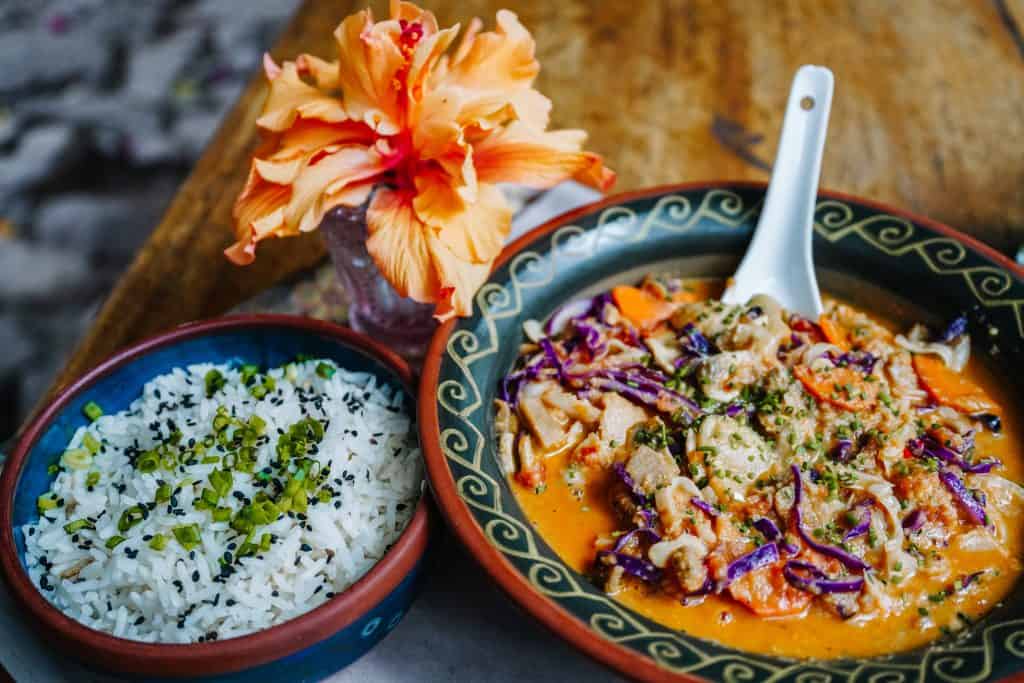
[496,276,1023,659]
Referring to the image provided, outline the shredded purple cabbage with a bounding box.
[573,320,607,356]
[783,560,865,595]
[842,501,872,541]
[612,526,662,552]
[753,517,782,541]
[725,403,746,418]
[544,299,593,336]
[830,439,854,464]
[691,498,718,518]
[724,542,779,586]
[577,368,702,423]
[679,323,715,357]
[680,575,715,605]
[938,469,987,525]
[596,550,663,583]
[612,462,648,506]
[907,435,999,474]
[902,509,925,532]
[827,350,878,375]
[791,466,871,571]
[936,313,968,343]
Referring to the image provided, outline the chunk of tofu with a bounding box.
[696,350,758,402]
[542,385,601,425]
[518,384,570,449]
[572,432,610,468]
[625,445,679,495]
[696,415,773,503]
[599,393,647,448]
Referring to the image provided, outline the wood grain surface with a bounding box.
[42,0,1024,417]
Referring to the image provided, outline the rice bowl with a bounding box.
[24,359,422,643]
[0,315,432,679]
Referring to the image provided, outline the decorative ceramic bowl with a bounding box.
[0,315,432,682]
[420,182,1024,683]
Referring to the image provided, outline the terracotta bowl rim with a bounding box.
[0,313,432,678]
[418,179,1024,683]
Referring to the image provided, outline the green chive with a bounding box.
[61,448,92,471]
[209,469,233,497]
[212,507,232,523]
[64,518,94,534]
[105,535,126,549]
[117,505,146,533]
[36,494,59,513]
[315,362,336,379]
[86,471,100,488]
[240,364,259,384]
[82,433,101,454]
[82,401,103,422]
[204,369,226,398]
[155,483,172,503]
[172,524,202,550]
[149,533,167,551]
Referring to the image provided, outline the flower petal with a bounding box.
[444,10,538,92]
[257,57,347,132]
[432,182,510,264]
[286,144,389,233]
[228,162,292,264]
[295,54,340,90]
[427,231,492,321]
[473,121,616,191]
[333,10,405,135]
[366,189,441,303]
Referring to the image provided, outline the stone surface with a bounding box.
[0,0,300,437]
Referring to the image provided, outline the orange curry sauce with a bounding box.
[509,281,1023,659]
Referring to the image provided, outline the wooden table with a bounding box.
[45,0,1024,408]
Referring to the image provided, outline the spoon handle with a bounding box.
[726,65,833,318]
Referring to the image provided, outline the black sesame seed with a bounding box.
[300,543,312,552]
[191,570,200,582]
[134,616,145,626]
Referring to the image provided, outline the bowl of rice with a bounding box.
[0,314,432,681]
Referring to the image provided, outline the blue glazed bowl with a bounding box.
[0,315,432,682]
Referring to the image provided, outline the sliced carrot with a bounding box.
[794,364,879,411]
[729,564,811,617]
[612,286,675,330]
[819,316,852,351]
[913,354,999,415]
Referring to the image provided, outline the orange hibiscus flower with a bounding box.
[227,1,614,320]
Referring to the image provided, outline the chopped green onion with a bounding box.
[248,414,266,435]
[155,483,172,503]
[82,401,103,422]
[86,471,100,488]
[205,369,226,398]
[64,518,94,534]
[315,362,336,379]
[259,533,272,551]
[200,488,220,507]
[209,469,233,497]
[82,433,101,454]
[105,535,126,549]
[135,450,160,473]
[117,505,146,533]
[36,494,59,513]
[61,448,92,471]
[201,455,220,464]
[212,506,232,522]
[149,533,168,551]
[240,363,259,384]
[172,523,202,550]
[46,463,60,476]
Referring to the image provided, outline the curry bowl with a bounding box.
[0,315,432,682]
[419,182,1024,682]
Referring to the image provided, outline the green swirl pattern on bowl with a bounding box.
[434,184,1024,682]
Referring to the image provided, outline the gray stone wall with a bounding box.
[0,0,301,439]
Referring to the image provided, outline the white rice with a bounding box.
[22,359,422,643]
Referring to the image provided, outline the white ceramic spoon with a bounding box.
[722,65,834,319]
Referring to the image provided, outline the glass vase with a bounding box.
[320,204,437,359]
